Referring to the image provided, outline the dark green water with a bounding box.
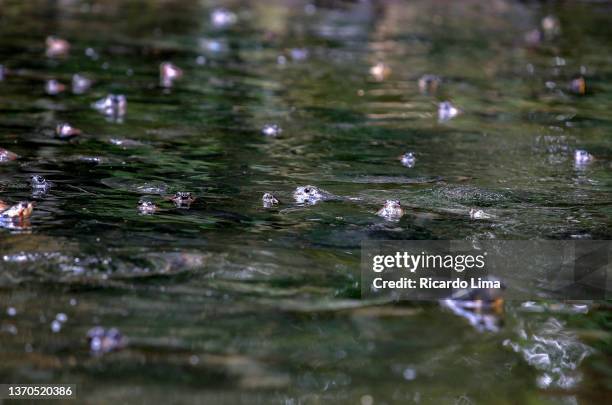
[0,0,611,403]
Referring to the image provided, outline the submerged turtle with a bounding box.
[438,101,459,122]
[261,124,282,137]
[574,149,594,166]
[418,74,440,94]
[31,175,49,188]
[210,7,237,28]
[72,73,92,94]
[370,62,391,81]
[293,185,340,205]
[31,175,52,196]
[160,62,183,88]
[0,147,18,162]
[0,201,34,221]
[46,36,70,57]
[169,192,196,208]
[400,152,416,168]
[376,200,405,221]
[93,94,127,117]
[569,75,586,95]
[440,277,505,332]
[87,326,127,354]
[56,123,81,139]
[138,199,158,214]
[469,208,494,220]
[262,192,279,208]
[45,79,66,95]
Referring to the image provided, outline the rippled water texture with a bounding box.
[0,0,611,403]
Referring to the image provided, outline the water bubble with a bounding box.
[56,313,68,323]
[7,307,17,316]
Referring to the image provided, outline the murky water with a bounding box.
[0,0,611,403]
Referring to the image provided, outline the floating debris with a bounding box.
[160,62,183,88]
[170,192,196,208]
[46,36,70,57]
[45,79,66,95]
[293,185,335,205]
[370,62,391,81]
[210,8,237,28]
[400,152,416,168]
[0,147,18,162]
[0,64,5,81]
[376,200,405,221]
[418,74,440,94]
[438,101,459,122]
[574,149,594,167]
[93,94,127,117]
[569,75,586,95]
[138,199,157,214]
[469,208,493,220]
[261,124,282,137]
[87,326,127,354]
[72,74,92,94]
[55,123,81,139]
[262,193,279,208]
[0,201,34,220]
